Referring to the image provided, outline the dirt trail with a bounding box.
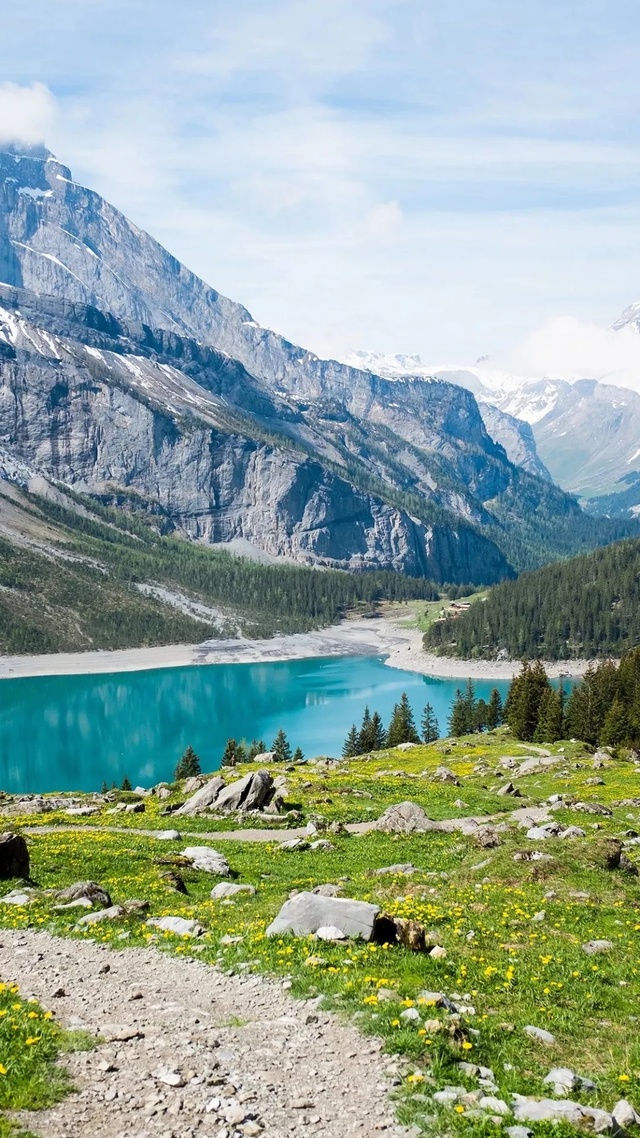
[21,805,550,844]
[1,928,406,1138]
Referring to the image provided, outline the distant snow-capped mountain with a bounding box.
[342,339,640,507]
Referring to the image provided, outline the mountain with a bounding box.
[425,535,640,661]
[354,351,640,509]
[0,146,631,585]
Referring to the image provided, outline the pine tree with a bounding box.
[272,728,293,763]
[221,738,239,767]
[121,776,132,792]
[534,688,564,743]
[600,697,631,747]
[100,780,108,795]
[370,711,387,751]
[358,706,375,753]
[507,660,552,741]
[175,745,202,780]
[486,688,503,730]
[474,698,489,732]
[342,725,359,759]
[387,692,420,746]
[421,703,440,743]
[292,746,304,762]
[448,689,469,737]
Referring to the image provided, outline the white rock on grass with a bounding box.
[612,1100,640,1128]
[582,940,614,955]
[210,883,256,900]
[146,916,204,937]
[400,1007,421,1022]
[76,905,125,926]
[479,1096,510,1115]
[0,889,35,905]
[523,1025,556,1045]
[506,1127,533,1138]
[512,1096,612,1131]
[181,847,231,875]
[316,926,348,942]
[156,830,181,841]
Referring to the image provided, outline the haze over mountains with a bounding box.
[0,144,633,587]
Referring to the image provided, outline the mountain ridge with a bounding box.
[0,145,632,582]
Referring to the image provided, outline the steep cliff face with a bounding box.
[0,145,623,579]
[0,288,509,582]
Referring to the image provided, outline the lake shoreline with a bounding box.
[0,617,595,681]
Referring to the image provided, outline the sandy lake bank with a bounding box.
[0,615,595,681]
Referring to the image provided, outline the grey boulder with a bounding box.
[512,1096,612,1131]
[55,881,112,908]
[175,776,225,816]
[524,1025,556,1045]
[147,916,204,936]
[76,905,125,926]
[214,769,274,812]
[210,882,256,899]
[182,847,231,875]
[374,801,440,834]
[266,891,380,941]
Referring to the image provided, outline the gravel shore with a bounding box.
[0,616,593,681]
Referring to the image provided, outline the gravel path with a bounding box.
[1,928,406,1138]
[22,805,550,844]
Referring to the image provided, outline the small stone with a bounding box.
[400,1007,421,1022]
[479,1096,510,1115]
[582,940,614,955]
[315,926,347,941]
[506,1127,533,1138]
[291,1098,314,1109]
[157,1068,185,1088]
[429,945,447,959]
[524,1025,556,1045]
[612,1100,640,1129]
[156,830,181,841]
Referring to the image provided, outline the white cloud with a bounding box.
[506,316,640,392]
[0,82,57,145]
[365,200,403,239]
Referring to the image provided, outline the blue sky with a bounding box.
[2,0,640,375]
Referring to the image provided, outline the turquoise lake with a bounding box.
[0,655,512,794]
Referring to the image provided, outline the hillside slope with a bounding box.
[0,480,439,654]
[424,536,640,660]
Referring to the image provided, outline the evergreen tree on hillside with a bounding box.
[358,706,375,753]
[370,711,387,751]
[600,697,631,747]
[175,745,202,780]
[342,725,359,759]
[292,746,305,763]
[121,776,132,792]
[448,689,470,736]
[506,660,552,741]
[221,738,241,767]
[534,687,564,743]
[421,703,440,743]
[474,698,489,733]
[387,693,420,746]
[486,688,503,730]
[272,728,293,763]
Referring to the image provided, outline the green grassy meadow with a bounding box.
[2,732,640,1135]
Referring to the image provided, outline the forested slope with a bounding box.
[0,483,438,655]
[424,537,640,660]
